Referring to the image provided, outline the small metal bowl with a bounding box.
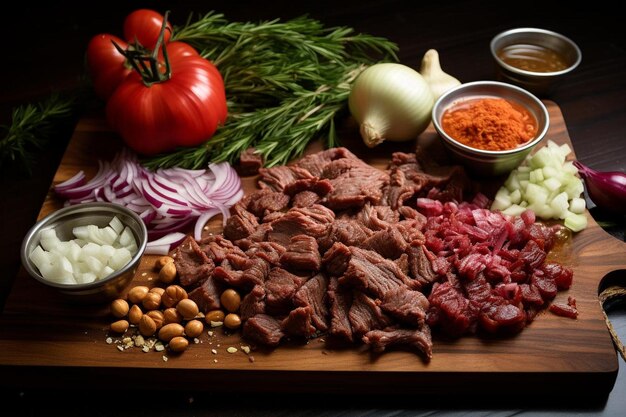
[20,202,147,303]
[490,27,582,96]
[432,80,549,177]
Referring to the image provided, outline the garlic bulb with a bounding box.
[420,49,461,100]
[348,63,434,148]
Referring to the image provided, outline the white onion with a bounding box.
[29,216,138,285]
[54,148,243,253]
[348,63,435,148]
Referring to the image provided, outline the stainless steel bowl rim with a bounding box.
[490,27,582,77]
[432,80,550,156]
[20,202,148,291]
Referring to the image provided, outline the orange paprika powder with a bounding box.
[441,97,537,151]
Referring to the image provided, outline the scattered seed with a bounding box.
[163,355,168,362]
[142,346,150,353]
[207,331,214,337]
[248,356,255,363]
[210,321,223,328]
[134,335,145,347]
[194,338,200,344]
[141,272,147,277]
[106,337,113,344]
[241,345,251,354]
[227,347,238,354]
[211,349,217,355]
[116,345,124,352]
[155,344,165,352]
[213,359,218,363]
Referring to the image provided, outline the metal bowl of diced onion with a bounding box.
[20,202,147,303]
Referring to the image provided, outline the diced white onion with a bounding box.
[491,139,587,232]
[29,216,138,285]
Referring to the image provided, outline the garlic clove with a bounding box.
[420,49,461,100]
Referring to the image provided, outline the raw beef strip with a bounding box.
[281,306,317,338]
[240,284,266,321]
[293,273,329,332]
[327,276,353,342]
[280,234,321,271]
[246,189,290,218]
[426,281,476,337]
[199,234,245,263]
[407,244,438,287]
[268,204,335,246]
[264,267,309,315]
[291,190,321,208]
[258,166,314,192]
[360,227,407,260]
[379,286,429,327]
[243,314,285,347]
[212,255,269,291]
[317,218,373,253]
[171,236,215,288]
[293,147,360,177]
[362,326,433,359]
[321,158,390,210]
[246,241,286,266]
[356,204,399,231]
[283,177,333,197]
[322,242,352,276]
[339,246,422,298]
[348,292,393,337]
[188,276,224,312]
[223,204,259,242]
[238,147,264,176]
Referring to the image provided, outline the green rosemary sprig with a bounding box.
[143,12,398,169]
[0,94,76,174]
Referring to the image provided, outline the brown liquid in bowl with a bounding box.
[498,43,569,73]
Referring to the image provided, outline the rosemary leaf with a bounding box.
[0,94,76,174]
[142,12,397,170]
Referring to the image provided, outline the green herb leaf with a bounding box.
[142,12,398,170]
[0,94,77,175]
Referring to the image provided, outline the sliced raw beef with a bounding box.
[280,234,322,271]
[348,292,393,337]
[171,236,215,288]
[293,273,329,332]
[327,276,353,342]
[242,314,285,347]
[362,326,433,359]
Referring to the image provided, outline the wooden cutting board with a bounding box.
[0,101,622,400]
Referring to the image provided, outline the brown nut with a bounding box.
[162,285,188,308]
[142,291,162,311]
[168,336,189,353]
[128,304,143,325]
[149,287,165,296]
[146,310,165,329]
[176,298,199,320]
[163,307,183,324]
[224,313,242,330]
[184,319,204,338]
[205,310,225,324]
[159,262,177,284]
[220,289,241,313]
[127,286,150,304]
[138,315,157,337]
[110,319,129,333]
[110,299,129,319]
[158,323,185,342]
[154,255,175,270]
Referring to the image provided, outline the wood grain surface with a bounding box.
[0,101,622,398]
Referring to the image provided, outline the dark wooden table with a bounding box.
[1,1,625,415]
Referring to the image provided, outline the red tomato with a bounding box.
[85,34,132,101]
[106,42,228,155]
[123,9,172,49]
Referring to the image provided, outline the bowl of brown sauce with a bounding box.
[490,28,582,96]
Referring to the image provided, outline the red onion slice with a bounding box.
[145,232,187,255]
[53,149,243,251]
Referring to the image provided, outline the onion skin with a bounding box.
[348,63,434,148]
[573,160,626,215]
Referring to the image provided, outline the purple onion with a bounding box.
[573,160,626,215]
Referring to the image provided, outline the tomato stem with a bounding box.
[110,11,173,86]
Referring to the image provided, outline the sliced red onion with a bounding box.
[145,232,187,255]
[53,148,243,251]
[55,170,86,191]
